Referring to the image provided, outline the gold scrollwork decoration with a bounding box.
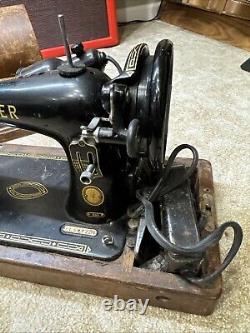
[6,181,48,200]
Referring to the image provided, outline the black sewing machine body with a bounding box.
[0,67,122,219]
[0,55,132,260]
[0,37,172,260]
[0,17,242,285]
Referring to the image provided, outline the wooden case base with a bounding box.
[0,144,222,316]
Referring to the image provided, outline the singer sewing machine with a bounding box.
[0,15,243,315]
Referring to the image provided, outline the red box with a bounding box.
[42,0,119,58]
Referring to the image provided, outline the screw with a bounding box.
[102,234,114,246]
[128,219,139,230]
[126,237,135,248]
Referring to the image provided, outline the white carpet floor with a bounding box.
[0,20,249,332]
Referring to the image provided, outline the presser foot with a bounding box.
[0,146,126,261]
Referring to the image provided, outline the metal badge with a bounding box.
[61,223,98,237]
[82,185,104,206]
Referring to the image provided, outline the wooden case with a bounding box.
[0,144,222,316]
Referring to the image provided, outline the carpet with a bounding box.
[0,20,249,332]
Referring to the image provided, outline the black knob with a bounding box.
[71,43,85,58]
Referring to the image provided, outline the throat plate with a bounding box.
[0,149,126,261]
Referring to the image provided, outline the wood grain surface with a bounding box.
[0,5,41,142]
[0,4,41,78]
[162,3,250,51]
[0,127,31,143]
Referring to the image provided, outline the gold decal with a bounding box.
[0,151,67,161]
[82,186,104,206]
[0,231,92,255]
[0,104,8,118]
[7,181,48,200]
[125,44,145,72]
[61,224,98,237]
[0,104,19,119]
[8,105,19,119]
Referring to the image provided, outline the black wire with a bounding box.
[140,196,243,285]
[186,221,243,285]
[128,144,198,219]
[149,144,199,201]
[106,56,123,75]
[135,144,243,285]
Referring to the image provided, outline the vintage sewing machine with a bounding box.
[0,15,243,315]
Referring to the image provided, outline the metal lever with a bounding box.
[80,164,96,185]
[58,14,74,67]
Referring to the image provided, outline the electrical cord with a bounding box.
[135,144,243,285]
[128,144,199,219]
[106,56,123,75]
